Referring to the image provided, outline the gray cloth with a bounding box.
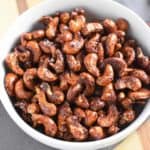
[0,0,149,150]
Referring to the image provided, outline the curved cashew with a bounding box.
[120,97,132,109]
[101,57,127,76]
[49,49,64,73]
[84,110,98,127]
[69,15,86,33]
[23,68,37,90]
[5,52,24,75]
[60,12,70,24]
[35,87,57,116]
[74,107,85,122]
[79,72,95,96]
[85,33,100,53]
[96,64,114,86]
[90,97,105,111]
[97,105,119,127]
[116,18,129,31]
[82,22,103,36]
[89,126,105,140]
[66,116,88,141]
[45,17,59,39]
[128,88,150,100]
[115,76,142,91]
[108,125,119,135]
[75,94,89,109]
[39,39,56,56]
[67,83,83,101]
[5,73,18,96]
[63,32,84,54]
[40,82,64,104]
[130,69,149,84]
[84,53,100,77]
[15,79,33,99]
[122,46,135,65]
[101,83,116,102]
[97,43,104,63]
[119,109,135,125]
[136,47,149,69]
[27,103,40,114]
[102,18,117,33]
[105,33,118,57]
[58,102,72,132]
[37,57,57,82]
[66,53,82,72]
[32,114,57,136]
[26,41,41,63]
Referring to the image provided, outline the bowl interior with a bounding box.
[0,0,150,149]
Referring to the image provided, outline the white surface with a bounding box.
[0,0,150,150]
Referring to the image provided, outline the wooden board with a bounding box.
[0,0,149,149]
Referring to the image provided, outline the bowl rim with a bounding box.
[0,0,150,149]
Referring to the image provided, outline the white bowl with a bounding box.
[0,0,150,149]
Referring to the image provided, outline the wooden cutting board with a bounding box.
[0,0,149,150]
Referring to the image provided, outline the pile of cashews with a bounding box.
[4,8,150,141]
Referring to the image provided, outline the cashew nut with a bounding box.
[84,53,100,77]
[32,114,57,136]
[115,76,142,91]
[96,64,114,86]
[5,73,18,96]
[15,79,33,99]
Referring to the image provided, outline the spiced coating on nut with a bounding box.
[4,8,150,142]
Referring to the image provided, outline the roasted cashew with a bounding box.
[119,109,135,125]
[97,43,104,63]
[66,53,82,72]
[122,46,135,65]
[69,15,86,33]
[26,40,41,63]
[116,18,129,31]
[100,57,127,76]
[60,12,70,24]
[136,47,149,69]
[84,53,100,77]
[40,82,64,104]
[35,87,57,116]
[106,33,118,57]
[128,88,150,100]
[75,94,89,109]
[66,116,88,141]
[85,33,100,53]
[73,107,85,122]
[32,114,57,136]
[49,49,64,73]
[63,32,84,54]
[27,103,40,114]
[23,68,37,90]
[82,22,103,36]
[45,17,59,39]
[90,97,105,111]
[96,64,114,86]
[5,52,24,75]
[130,69,149,84]
[102,18,117,33]
[84,110,98,127]
[67,83,83,101]
[79,72,95,96]
[115,76,142,91]
[58,102,72,132]
[97,105,119,127]
[89,126,105,140]
[39,39,56,55]
[15,79,33,99]
[5,73,18,96]
[101,83,116,102]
